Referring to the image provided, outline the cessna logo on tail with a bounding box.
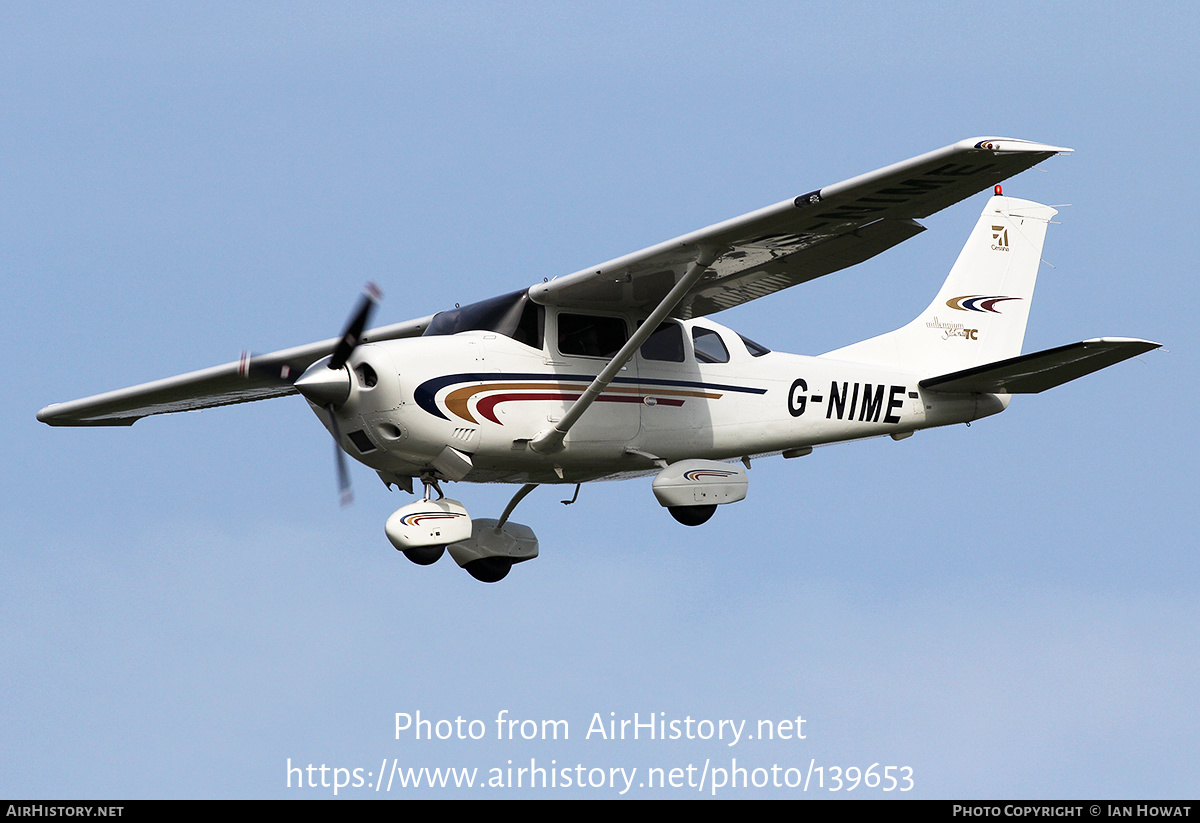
[991,225,1010,251]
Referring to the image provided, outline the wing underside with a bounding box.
[531,137,1070,318]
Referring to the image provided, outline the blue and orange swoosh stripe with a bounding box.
[683,468,739,481]
[397,511,467,527]
[414,373,766,425]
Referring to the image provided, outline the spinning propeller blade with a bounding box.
[242,283,384,505]
[326,402,354,506]
[330,282,382,371]
[324,282,382,505]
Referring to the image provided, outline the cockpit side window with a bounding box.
[558,313,628,358]
[639,322,685,362]
[738,333,771,357]
[692,327,730,364]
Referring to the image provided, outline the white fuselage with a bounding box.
[321,316,1005,486]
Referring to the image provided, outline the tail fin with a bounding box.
[823,193,1057,375]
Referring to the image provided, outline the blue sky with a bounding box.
[4,2,1197,798]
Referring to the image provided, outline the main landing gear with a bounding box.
[653,459,748,527]
[462,556,514,583]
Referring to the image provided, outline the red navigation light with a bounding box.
[994,184,1003,196]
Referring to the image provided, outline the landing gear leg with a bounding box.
[420,472,444,502]
[498,483,539,527]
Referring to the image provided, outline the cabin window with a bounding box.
[639,322,685,362]
[738,333,771,357]
[557,313,627,358]
[692,327,730,364]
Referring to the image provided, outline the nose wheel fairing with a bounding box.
[385,498,473,551]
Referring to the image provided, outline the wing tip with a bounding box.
[1082,336,1162,350]
[964,136,1074,154]
[35,405,71,426]
[36,406,138,427]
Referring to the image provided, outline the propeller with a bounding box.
[244,283,383,506]
[317,282,381,505]
[327,400,354,506]
[330,282,383,370]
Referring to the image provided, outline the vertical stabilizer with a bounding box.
[823,194,1057,375]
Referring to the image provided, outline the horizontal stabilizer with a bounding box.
[920,338,1160,394]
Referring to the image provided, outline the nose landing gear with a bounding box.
[402,545,446,566]
[384,474,473,559]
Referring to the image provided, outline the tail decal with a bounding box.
[945,295,1021,313]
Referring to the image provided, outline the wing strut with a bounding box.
[529,248,721,455]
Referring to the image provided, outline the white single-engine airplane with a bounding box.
[39,137,1159,582]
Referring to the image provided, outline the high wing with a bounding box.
[38,137,1068,428]
[36,315,432,426]
[531,137,1070,317]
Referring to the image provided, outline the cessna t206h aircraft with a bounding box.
[39,137,1159,582]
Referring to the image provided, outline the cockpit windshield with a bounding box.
[423,289,544,349]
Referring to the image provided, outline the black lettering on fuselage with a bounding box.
[788,378,807,417]
[885,385,905,424]
[825,380,908,424]
[858,384,884,422]
[828,381,848,419]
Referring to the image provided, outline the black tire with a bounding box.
[402,546,445,566]
[668,504,716,526]
[464,557,513,583]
